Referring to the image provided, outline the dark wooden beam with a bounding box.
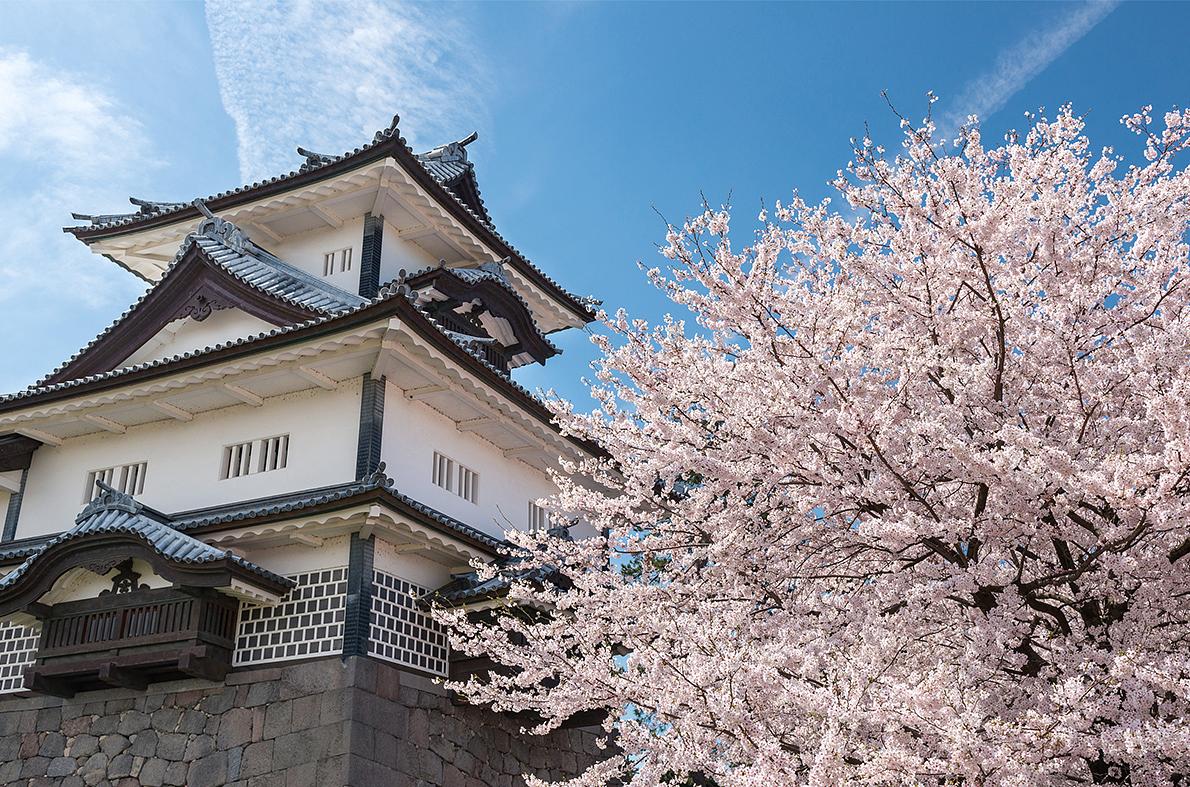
[24,668,74,699]
[97,662,147,691]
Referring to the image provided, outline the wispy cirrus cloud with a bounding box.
[204,0,491,183]
[940,0,1119,136]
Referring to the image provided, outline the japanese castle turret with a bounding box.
[0,117,605,786]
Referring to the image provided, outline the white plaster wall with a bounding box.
[265,218,363,288]
[239,536,350,578]
[379,220,437,285]
[379,380,557,541]
[42,560,172,604]
[121,310,277,368]
[373,538,452,590]
[16,382,363,540]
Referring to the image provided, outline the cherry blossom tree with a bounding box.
[439,102,1190,786]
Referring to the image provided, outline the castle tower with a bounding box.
[0,118,604,786]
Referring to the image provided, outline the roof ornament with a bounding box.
[363,461,395,490]
[191,200,249,253]
[373,114,401,143]
[478,258,510,281]
[420,131,478,164]
[76,479,143,524]
[129,197,187,215]
[296,147,336,173]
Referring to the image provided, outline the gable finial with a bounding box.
[77,479,143,523]
[363,461,394,489]
[191,200,249,253]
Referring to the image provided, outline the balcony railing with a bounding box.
[25,587,239,697]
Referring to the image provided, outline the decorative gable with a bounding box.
[43,208,367,386]
[406,262,559,370]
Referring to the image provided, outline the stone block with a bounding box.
[284,763,317,787]
[263,699,292,740]
[150,707,181,732]
[245,681,279,707]
[248,773,287,787]
[105,698,135,715]
[219,707,255,749]
[162,760,189,786]
[117,710,150,735]
[184,733,216,760]
[189,750,228,787]
[290,694,320,731]
[129,729,158,757]
[156,732,187,760]
[138,758,169,787]
[177,709,207,734]
[35,706,61,731]
[280,659,345,699]
[107,752,135,778]
[228,744,243,782]
[99,733,129,757]
[19,732,39,757]
[199,688,238,715]
[272,728,319,769]
[241,740,274,778]
[62,715,93,736]
[79,752,108,786]
[20,756,49,777]
[38,731,66,757]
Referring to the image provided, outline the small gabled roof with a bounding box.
[64,117,596,324]
[42,209,365,386]
[0,484,294,618]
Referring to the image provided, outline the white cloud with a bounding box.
[0,48,156,391]
[940,0,1119,137]
[0,50,152,308]
[204,0,491,183]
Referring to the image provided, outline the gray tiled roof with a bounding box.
[0,472,507,567]
[0,280,558,410]
[63,117,594,321]
[172,467,506,552]
[0,486,293,591]
[192,234,365,315]
[33,216,364,388]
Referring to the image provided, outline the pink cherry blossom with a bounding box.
[439,103,1190,786]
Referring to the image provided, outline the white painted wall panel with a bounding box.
[379,380,557,540]
[265,217,364,286]
[16,382,363,540]
[120,310,276,369]
[379,220,437,284]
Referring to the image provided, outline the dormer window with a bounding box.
[83,462,147,502]
[221,434,289,480]
[322,248,352,276]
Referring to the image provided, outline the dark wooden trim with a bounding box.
[2,468,28,543]
[0,534,290,619]
[407,268,558,364]
[359,213,383,299]
[67,135,596,323]
[44,243,323,385]
[0,435,40,473]
[342,533,375,657]
[355,376,385,479]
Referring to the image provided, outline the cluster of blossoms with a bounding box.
[439,103,1190,786]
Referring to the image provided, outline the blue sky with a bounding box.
[0,1,1184,405]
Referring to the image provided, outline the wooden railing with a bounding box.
[37,588,238,660]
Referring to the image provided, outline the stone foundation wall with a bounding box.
[0,657,606,787]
